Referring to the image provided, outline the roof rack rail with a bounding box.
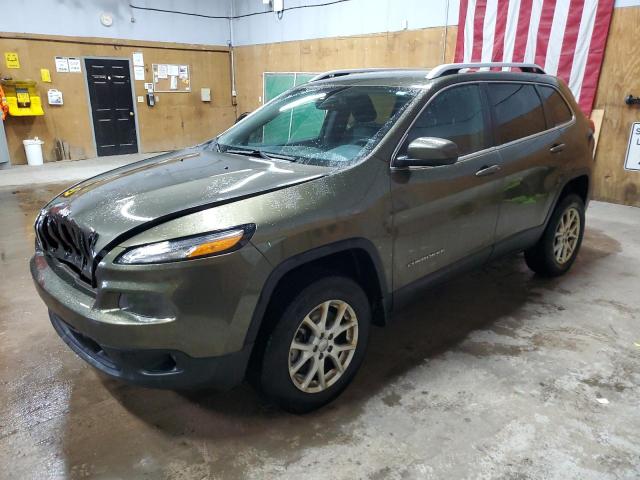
[309,68,416,82]
[426,62,546,79]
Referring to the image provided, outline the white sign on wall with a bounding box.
[624,122,640,171]
[54,56,69,73]
[132,52,144,67]
[67,57,82,73]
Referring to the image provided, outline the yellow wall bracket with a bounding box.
[1,80,44,116]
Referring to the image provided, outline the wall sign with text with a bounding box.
[624,122,640,171]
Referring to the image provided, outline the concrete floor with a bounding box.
[0,179,639,479]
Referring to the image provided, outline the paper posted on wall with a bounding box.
[67,57,82,73]
[47,89,64,105]
[55,57,69,73]
[157,64,168,79]
[168,64,179,76]
[134,66,145,81]
[132,52,144,67]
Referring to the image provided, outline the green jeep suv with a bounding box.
[31,63,594,412]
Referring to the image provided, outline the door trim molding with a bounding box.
[83,56,141,157]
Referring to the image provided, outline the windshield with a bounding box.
[215,84,418,167]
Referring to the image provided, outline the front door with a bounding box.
[391,83,502,292]
[85,58,138,157]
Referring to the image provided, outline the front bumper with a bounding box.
[49,311,251,389]
[30,245,270,389]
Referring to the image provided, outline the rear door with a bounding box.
[487,82,572,242]
[390,83,503,292]
[85,58,138,157]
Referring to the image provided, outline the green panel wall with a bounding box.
[263,72,318,145]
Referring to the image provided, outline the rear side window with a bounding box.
[401,84,489,157]
[538,85,573,127]
[488,83,546,145]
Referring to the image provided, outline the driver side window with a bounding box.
[400,84,489,158]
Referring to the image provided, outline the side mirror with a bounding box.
[394,137,459,168]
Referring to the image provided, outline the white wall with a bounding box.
[0,0,232,46]
[1,0,636,47]
[231,0,459,46]
[615,0,640,6]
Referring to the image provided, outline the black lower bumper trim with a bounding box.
[49,311,251,390]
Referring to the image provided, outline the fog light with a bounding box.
[118,292,174,321]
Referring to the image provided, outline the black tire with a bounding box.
[256,276,371,413]
[525,193,585,277]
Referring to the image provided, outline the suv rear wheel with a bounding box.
[525,193,585,276]
[256,276,371,413]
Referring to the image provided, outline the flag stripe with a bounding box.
[513,0,534,61]
[568,0,598,99]
[492,0,511,62]
[544,0,572,74]
[481,0,499,64]
[455,0,470,62]
[501,0,522,64]
[556,0,586,81]
[454,0,615,115]
[463,0,476,62]
[471,0,488,61]
[534,0,557,68]
[579,0,614,112]
[523,0,544,62]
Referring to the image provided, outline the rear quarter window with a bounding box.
[538,85,573,127]
[488,83,546,145]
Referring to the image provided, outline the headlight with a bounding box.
[115,224,255,265]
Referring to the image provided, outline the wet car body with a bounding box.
[31,65,594,399]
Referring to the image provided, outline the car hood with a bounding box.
[41,148,328,254]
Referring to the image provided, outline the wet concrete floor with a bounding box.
[0,183,639,479]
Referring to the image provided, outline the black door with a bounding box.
[85,58,138,156]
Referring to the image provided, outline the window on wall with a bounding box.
[400,84,489,157]
[538,85,573,127]
[487,83,546,145]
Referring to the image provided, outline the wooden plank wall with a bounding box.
[234,26,457,114]
[0,34,236,165]
[591,7,640,206]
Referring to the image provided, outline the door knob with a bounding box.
[129,112,134,117]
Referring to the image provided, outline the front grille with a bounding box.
[35,205,98,282]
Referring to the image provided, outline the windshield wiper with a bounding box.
[223,147,296,162]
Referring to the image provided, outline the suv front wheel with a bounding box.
[525,193,585,277]
[257,276,371,413]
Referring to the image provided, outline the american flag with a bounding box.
[454,0,615,115]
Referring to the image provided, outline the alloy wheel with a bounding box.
[553,206,580,264]
[288,300,358,393]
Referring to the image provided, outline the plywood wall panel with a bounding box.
[234,26,457,114]
[0,35,235,165]
[591,7,640,206]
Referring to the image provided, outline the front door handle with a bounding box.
[475,165,502,177]
[550,143,565,153]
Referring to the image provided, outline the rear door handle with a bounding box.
[550,143,565,153]
[475,165,502,177]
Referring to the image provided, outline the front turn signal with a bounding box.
[115,225,255,265]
